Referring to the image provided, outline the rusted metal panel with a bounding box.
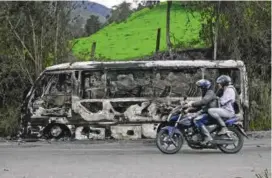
[110,125,142,140]
[45,60,245,71]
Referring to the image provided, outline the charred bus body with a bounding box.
[20,60,249,140]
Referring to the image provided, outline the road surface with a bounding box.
[0,138,271,178]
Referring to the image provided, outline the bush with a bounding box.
[0,105,20,137]
[249,78,271,131]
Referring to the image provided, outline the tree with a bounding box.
[85,15,101,36]
[0,1,78,136]
[0,1,77,78]
[184,1,271,130]
[69,17,86,38]
[143,1,160,8]
[108,2,133,23]
[135,1,160,11]
[166,1,172,52]
[213,1,220,60]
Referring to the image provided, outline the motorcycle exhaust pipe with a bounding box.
[211,139,236,145]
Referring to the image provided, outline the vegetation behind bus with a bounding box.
[0,1,270,137]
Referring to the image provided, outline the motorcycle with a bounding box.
[156,97,248,154]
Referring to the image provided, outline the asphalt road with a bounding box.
[0,138,271,178]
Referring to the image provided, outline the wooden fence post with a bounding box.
[155,28,161,53]
[90,42,96,60]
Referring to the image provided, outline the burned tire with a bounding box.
[49,125,64,139]
[44,124,69,139]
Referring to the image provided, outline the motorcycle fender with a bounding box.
[234,122,248,138]
[161,126,182,136]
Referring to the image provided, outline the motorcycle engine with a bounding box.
[185,128,202,142]
[191,133,202,142]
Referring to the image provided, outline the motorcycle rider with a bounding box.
[208,75,235,135]
[184,79,218,144]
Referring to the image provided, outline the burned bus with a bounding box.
[19,60,249,140]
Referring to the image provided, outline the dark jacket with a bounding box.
[191,89,218,112]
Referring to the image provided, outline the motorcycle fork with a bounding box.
[168,114,182,146]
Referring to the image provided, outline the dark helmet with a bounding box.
[216,75,231,86]
[196,79,211,90]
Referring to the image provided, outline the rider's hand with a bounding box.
[184,102,192,108]
[184,108,190,113]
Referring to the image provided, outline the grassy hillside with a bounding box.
[72,3,205,61]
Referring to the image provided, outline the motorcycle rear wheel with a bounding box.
[156,129,184,154]
[217,127,244,154]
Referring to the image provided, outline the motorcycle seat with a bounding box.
[224,117,239,125]
[222,116,238,120]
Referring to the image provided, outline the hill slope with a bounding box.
[70,1,111,26]
[72,3,205,61]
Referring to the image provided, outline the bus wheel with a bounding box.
[44,124,70,139]
[49,125,63,139]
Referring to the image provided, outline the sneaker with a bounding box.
[217,127,228,135]
[201,136,213,145]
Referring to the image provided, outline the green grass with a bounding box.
[72,3,205,61]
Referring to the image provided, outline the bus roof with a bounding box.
[45,60,245,71]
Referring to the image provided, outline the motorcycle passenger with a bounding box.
[184,79,218,144]
[208,75,235,135]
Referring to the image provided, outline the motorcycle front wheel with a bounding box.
[217,126,244,154]
[156,129,184,154]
